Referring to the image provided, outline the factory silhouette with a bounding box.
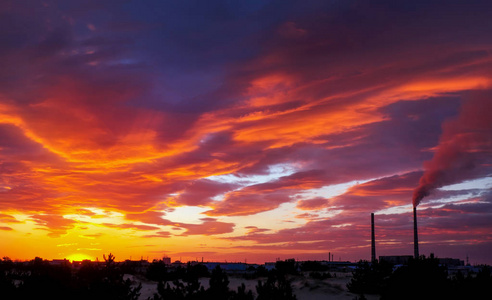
[371,207,465,267]
[370,207,423,265]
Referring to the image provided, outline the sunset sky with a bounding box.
[1,0,492,265]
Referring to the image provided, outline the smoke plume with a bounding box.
[413,91,492,207]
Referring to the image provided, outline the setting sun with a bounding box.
[66,253,94,262]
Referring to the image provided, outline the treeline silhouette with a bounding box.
[0,255,298,300]
[0,254,141,300]
[148,264,295,300]
[145,259,297,300]
[347,254,492,300]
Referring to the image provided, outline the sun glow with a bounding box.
[66,253,94,262]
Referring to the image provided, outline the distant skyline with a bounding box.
[1,0,491,265]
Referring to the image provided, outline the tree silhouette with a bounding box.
[274,259,298,275]
[147,259,168,281]
[149,263,256,300]
[150,278,206,300]
[150,264,208,300]
[347,259,392,295]
[5,254,490,300]
[17,257,73,299]
[231,283,254,300]
[83,253,142,300]
[380,255,449,300]
[300,260,329,272]
[256,270,297,300]
[0,257,16,299]
[104,253,116,269]
[449,265,492,300]
[207,265,231,300]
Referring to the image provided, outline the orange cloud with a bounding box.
[30,214,78,238]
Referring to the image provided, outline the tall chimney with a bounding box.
[371,213,376,262]
[413,207,419,259]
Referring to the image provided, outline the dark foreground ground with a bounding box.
[1,255,490,300]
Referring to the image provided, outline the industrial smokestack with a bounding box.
[413,207,419,259]
[371,213,376,262]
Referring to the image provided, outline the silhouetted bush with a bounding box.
[150,272,205,299]
[447,265,492,300]
[16,257,73,299]
[347,255,492,300]
[275,259,298,276]
[347,259,393,295]
[207,265,231,300]
[309,271,332,279]
[243,265,269,279]
[185,263,210,280]
[0,257,17,299]
[147,259,168,281]
[150,265,256,300]
[256,269,297,300]
[300,260,329,272]
[380,255,449,300]
[0,255,141,300]
[5,254,490,300]
[232,283,254,300]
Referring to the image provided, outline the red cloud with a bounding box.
[171,179,238,207]
[329,172,423,211]
[206,170,326,216]
[0,213,22,224]
[125,211,174,226]
[102,223,161,231]
[142,231,172,238]
[79,233,104,239]
[179,218,235,236]
[244,226,270,235]
[296,197,328,211]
